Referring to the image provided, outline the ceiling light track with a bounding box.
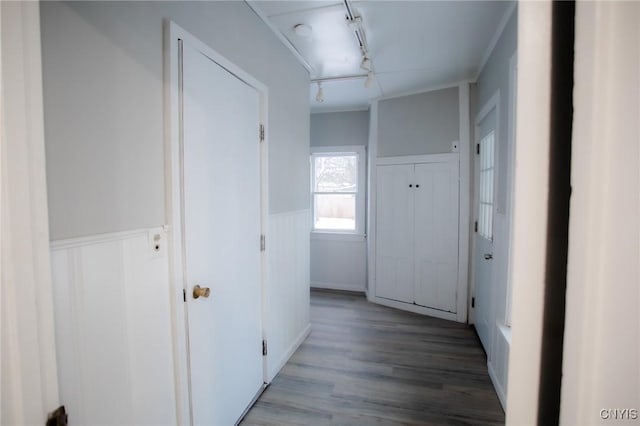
[343,0,357,21]
[312,74,369,84]
[343,0,374,87]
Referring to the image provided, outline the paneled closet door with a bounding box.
[375,164,414,303]
[413,161,459,312]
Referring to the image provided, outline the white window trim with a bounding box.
[310,145,366,237]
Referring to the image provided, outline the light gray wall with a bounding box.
[310,238,367,292]
[377,87,459,157]
[310,111,369,292]
[476,10,517,215]
[41,1,310,239]
[310,111,369,147]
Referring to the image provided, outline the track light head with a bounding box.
[315,82,324,103]
[364,72,374,89]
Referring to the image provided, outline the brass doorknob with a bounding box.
[193,285,211,299]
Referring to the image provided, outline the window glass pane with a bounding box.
[314,155,357,192]
[478,130,495,240]
[481,170,487,203]
[484,204,490,236]
[314,193,356,230]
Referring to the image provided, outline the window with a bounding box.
[311,146,365,235]
[478,130,495,240]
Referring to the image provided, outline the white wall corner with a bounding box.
[366,100,379,298]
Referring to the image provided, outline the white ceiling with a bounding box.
[248,1,515,113]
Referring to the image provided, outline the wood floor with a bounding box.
[241,289,504,426]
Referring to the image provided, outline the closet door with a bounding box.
[375,164,414,303]
[413,160,459,312]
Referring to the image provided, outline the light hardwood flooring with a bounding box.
[241,289,504,426]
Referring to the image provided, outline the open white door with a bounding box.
[180,41,264,425]
[473,96,499,353]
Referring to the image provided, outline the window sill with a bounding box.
[310,231,366,243]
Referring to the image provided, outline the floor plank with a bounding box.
[241,290,504,425]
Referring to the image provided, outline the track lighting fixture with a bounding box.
[315,82,324,103]
[344,0,374,88]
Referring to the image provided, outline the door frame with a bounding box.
[1,2,61,424]
[164,21,269,425]
[469,90,500,326]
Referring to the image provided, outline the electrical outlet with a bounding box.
[147,227,165,258]
[451,141,460,152]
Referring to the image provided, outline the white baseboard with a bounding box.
[374,296,459,322]
[311,281,366,293]
[488,361,507,410]
[267,324,311,382]
[365,288,375,302]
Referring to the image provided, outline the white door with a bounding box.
[413,160,459,312]
[473,107,497,352]
[181,42,263,425]
[375,164,414,303]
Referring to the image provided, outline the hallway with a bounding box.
[241,290,504,425]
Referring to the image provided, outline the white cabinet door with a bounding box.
[375,164,414,303]
[413,161,459,312]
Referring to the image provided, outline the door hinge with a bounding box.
[474,221,478,232]
[262,339,268,356]
[472,297,475,308]
[476,143,480,155]
[183,288,186,302]
[260,234,266,252]
[259,124,265,143]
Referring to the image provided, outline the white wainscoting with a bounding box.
[265,209,311,381]
[50,227,176,426]
[489,325,510,409]
[310,234,367,293]
[487,213,511,409]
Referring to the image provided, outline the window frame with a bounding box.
[310,145,366,237]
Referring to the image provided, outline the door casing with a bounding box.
[1,2,61,424]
